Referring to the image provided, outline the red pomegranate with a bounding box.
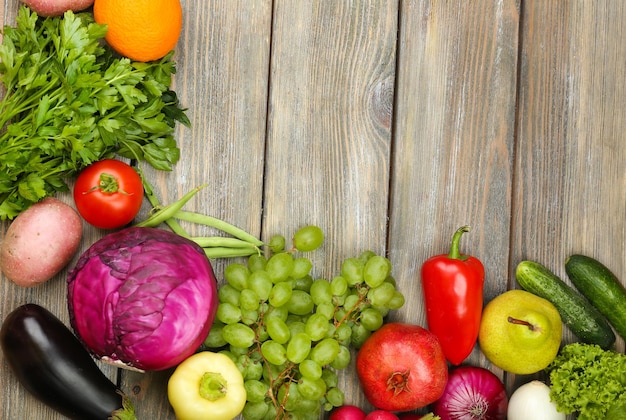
[356,323,448,411]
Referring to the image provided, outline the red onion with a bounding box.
[431,365,508,420]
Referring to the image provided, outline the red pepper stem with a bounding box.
[447,225,471,260]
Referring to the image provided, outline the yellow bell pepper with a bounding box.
[168,351,246,420]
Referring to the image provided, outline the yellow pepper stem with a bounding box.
[199,371,228,401]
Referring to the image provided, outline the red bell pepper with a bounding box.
[420,226,484,365]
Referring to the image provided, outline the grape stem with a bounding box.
[334,284,369,328]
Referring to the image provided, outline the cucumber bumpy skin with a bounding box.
[516,260,615,349]
[565,254,626,342]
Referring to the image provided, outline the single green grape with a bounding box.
[363,255,392,288]
[324,323,337,339]
[334,322,352,344]
[239,288,261,311]
[247,253,267,272]
[222,323,256,348]
[240,308,260,325]
[224,262,250,291]
[248,270,273,302]
[350,323,371,348]
[266,252,295,283]
[309,338,340,366]
[316,301,335,320]
[341,257,364,286]
[277,382,303,413]
[343,294,361,313]
[367,281,396,307]
[292,257,313,279]
[216,302,242,324]
[262,404,278,420]
[305,313,330,341]
[299,359,322,379]
[203,322,226,348]
[256,324,269,342]
[264,304,289,321]
[358,250,377,264]
[286,332,311,363]
[330,276,348,296]
[286,290,315,315]
[310,278,332,305]
[244,380,269,403]
[268,234,286,253]
[260,340,287,366]
[292,275,314,293]
[241,401,269,420]
[360,307,384,331]
[265,317,291,344]
[321,368,339,388]
[269,281,293,307]
[293,225,324,252]
[217,283,241,305]
[298,377,327,401]
[329,345,351,370]
[386,290,406,310]
[325,386,345,407]
[286,315,305,337]
[245,360,264,381]
[230,344,250,357]
[235,354,251,378]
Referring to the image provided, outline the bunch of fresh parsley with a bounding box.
[0,7,190,220]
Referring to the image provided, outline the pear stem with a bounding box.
[507,316,540,331]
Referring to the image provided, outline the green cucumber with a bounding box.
[565,254,626,341]
[516,260,615,349]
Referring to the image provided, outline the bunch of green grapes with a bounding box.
[203,226,406,420]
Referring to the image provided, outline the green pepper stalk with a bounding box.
[167,351,246,420]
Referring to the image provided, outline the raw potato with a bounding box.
[20,0,95,17]
[1,197,83,287]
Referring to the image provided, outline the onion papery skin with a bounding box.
[432,365,508,420]
[67,227,218,371]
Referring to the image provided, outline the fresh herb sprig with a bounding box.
[0,7,190,220]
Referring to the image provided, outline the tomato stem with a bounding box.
[83,172,132,195]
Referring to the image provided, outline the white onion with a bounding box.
[507,381,565,420]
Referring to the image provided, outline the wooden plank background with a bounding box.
[0,1,624,419]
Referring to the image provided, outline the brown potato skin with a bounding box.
[20,0,95,17]
[1,197,83,287]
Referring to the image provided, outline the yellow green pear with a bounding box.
[478,289,562,374]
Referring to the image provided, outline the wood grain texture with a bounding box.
[0,0,624,419]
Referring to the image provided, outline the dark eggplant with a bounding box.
[0,303,136,420]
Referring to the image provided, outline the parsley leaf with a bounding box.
[0,7,189,220]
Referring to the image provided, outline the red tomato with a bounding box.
[73,159,144,229]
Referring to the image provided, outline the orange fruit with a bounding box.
[93,0,183,62]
